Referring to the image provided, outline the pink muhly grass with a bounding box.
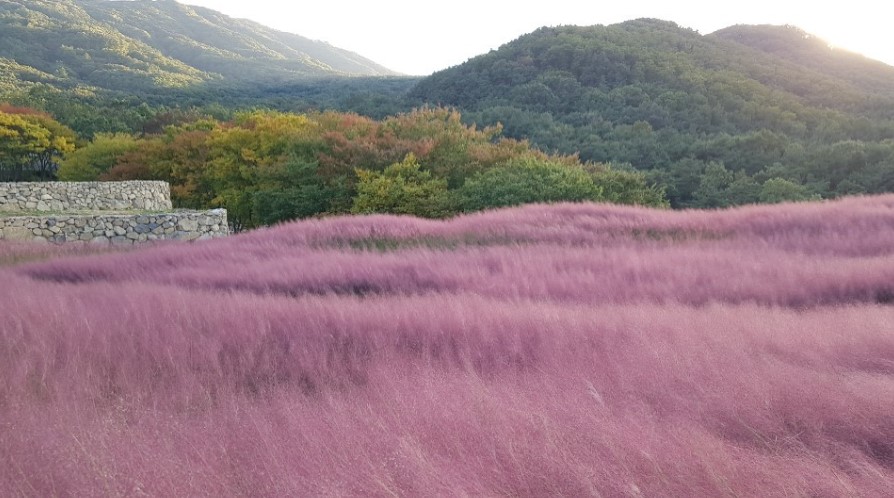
[2,195,894,496]
[17,195,894,307]
[0,239,122,268]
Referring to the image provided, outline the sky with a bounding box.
[180,0,893,75]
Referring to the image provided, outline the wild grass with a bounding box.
[2,195,894,496]
[0,240,121,268]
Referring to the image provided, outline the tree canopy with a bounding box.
[0,105,76,181]
[63,107,667,228]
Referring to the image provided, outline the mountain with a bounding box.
[712,24,894,100]
[412,19,894,122]
[0,0,396,94]
[409,19,894,206]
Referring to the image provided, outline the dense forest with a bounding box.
[411,20,894,207]
[46,107,665,229]
[3,2,894,216]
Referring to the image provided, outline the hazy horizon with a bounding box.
[179,0,893,75]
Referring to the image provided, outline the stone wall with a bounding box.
[0,210,228,245]
[0,181,172,212]
[0,181,229,244]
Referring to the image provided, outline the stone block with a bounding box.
[178,219,198,231]
[172,231,200,241]
[1,227,33,241]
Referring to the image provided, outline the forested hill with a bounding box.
[712,24,894,110]
[410,19,894,207]
[0,0,396,94]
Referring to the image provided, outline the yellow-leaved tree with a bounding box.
[0,106,76,181]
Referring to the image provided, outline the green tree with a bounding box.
[253,157,334,224]
[759,177,812,203]
[585,163,669,207]
[352,153,454,218]
[692,162,735,208]
[459,156,604,211]
[725,170,762,205]
[654,158,708,207]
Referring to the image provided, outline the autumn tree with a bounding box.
[58,107,670,225]
[0,107,76,181]
[59,132,139,181]
[201,111,324,228]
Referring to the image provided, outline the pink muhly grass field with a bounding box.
[3,195,894,496]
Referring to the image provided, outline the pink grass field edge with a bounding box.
[2,195,894,496]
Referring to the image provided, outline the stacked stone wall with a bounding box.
[0,210,228,245]
[0,181,228,244]
[0,181,172,212]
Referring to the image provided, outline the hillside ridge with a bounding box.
[409,19,894,207]
[0,0,396,94]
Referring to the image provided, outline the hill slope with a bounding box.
[712,24,894,101]
[413,19,894,124]
[410,20,894,206]
[0,0,396,94]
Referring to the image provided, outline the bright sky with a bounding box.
[181,0,893,75]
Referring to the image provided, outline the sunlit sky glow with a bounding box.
[180,0,892,75]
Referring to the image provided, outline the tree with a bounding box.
[0,108,76,181]
[759,178,812,203]
[0,113,51,181]
[352,154,454,218]
[459,156,604,211]
[58,132,139,181]
[585,163,669,207]
[692,162,735,208]
[652,158,708,207]
[725,170,762,206]
[253,157,334,224]
[203,111,322,229]
[21,112,78,180]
